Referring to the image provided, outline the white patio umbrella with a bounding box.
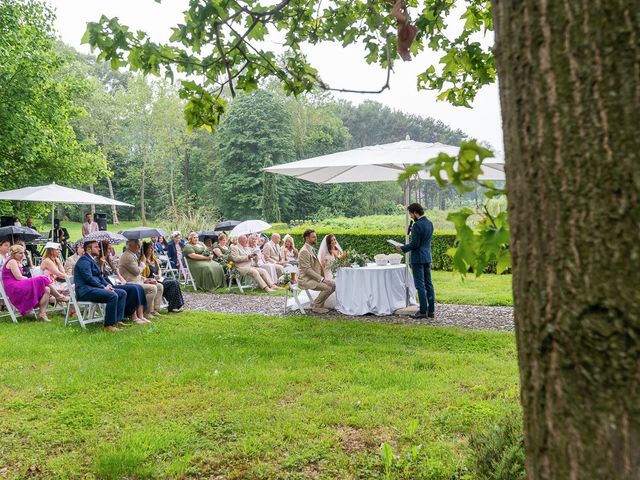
[0,182,133,236]
[264,139,505,240]
[230,220,272,237]
[263,138,506,306]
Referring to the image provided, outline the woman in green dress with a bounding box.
[211,231,230,260]
[183,231,225,290]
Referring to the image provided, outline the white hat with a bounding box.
[44,242,61,250]
[171,231,181,238]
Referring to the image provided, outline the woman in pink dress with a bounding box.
[2,244,54,321]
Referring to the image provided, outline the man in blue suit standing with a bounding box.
[395,203,435,319]
[74,240,127,332]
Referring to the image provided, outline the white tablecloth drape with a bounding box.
[335,263,417,316]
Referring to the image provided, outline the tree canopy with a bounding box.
[0,0,106,199]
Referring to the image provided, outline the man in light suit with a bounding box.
[262,233,285,276]
[395,203,435,318]
[74,240,127,332]
[230,235,278,292]
[298,229,335,314]
[119,239,164,317]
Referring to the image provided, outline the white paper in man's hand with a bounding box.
[387,239,403,248]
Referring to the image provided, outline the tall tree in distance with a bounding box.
[216,90,295,220]
[261,156,281,223]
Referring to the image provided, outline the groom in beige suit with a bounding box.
[298,229,335,313]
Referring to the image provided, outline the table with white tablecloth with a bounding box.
[335,263,417,316]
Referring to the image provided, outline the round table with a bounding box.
[335,263,417,316]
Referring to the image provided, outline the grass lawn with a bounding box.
[432,272,512,306]
[0,312,520,479]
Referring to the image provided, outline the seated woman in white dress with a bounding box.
[318,234,343,282]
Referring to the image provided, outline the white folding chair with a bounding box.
[179,257,197,291]
[64,276,106,329]
[0,276,18,323]
[282,266,313,314]
[160,255,179,280]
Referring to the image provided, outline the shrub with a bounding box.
[269,229,498,272]
[466,414,526,480]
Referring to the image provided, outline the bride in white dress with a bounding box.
[305,234,342,310]
[318,234,343,281]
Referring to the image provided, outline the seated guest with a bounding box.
[151,237,166,255]
[258,235,266,249]
[82,213,99,236]
[40,242,69,296]
[281,234,299,264]
[263,233,286,276]
[97,241,149,324]
[119,239,163,318]
[230,234,278,292]
[14,240,33,278]
[183,231,225,290]
[248,234,279,281]
[203,237,215,251]
[297,229,335,314]
[0,239,10,268]
[167,231,185,269]
[64,241,84,276]
[212,232,230,259]
[2,244,66,321]
[74,241,127,331]
[141,241,184,313]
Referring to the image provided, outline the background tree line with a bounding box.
[0,0,481,226]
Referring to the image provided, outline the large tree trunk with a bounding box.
[493,1,640,478]
[106,176,119,225]
[140,163,147,225]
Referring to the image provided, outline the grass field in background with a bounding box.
[0,312,519,479]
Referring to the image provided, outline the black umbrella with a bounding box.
[214,220,241,231]
[119,226,168,240]
[0,226,42,243]
[198,231,219,242]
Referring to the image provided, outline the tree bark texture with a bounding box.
[106,176,119,225]
[493,1,640,478]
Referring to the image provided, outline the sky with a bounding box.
[47,0,504,149]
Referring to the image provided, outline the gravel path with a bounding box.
[184,293,514,331]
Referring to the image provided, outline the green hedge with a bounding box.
[270,229,498,273]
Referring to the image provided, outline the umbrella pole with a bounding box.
[404,182,411,307]
[51,204,55,241]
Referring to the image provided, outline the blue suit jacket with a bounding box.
[401,216,433,264]
[74,254,108,298]
[167,240,185,269]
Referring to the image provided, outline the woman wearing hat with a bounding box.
[40,242,70,298]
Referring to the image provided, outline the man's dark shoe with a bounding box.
[427,312,435,318]
[411,311,427,319]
